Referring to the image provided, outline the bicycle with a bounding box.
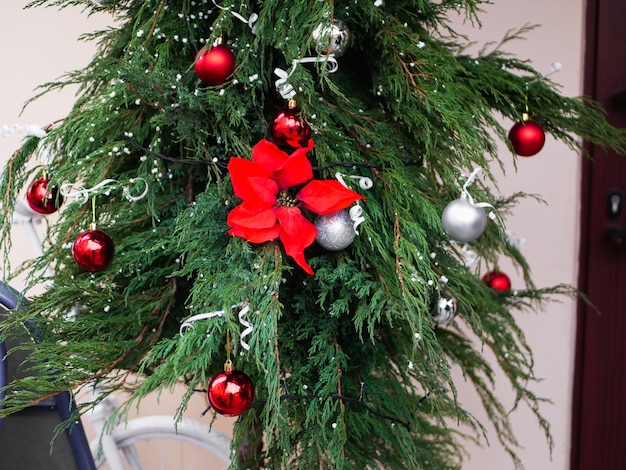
[0,199,233,469]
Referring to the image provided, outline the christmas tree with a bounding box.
[1,1,624,469]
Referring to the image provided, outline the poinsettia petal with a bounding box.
[287,138,314,160]
[228,157,277,203]
[272,139,313,189]
[246,176,279,204]
[228,224,281,243]
[274,152,313,190]
[297,180,365,215]
[227,201,280,243]
[251,139,289,175]
[275,206,317,275]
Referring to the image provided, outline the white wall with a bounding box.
[0,2,585,468]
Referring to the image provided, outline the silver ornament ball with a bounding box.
[312,19,350,57]
[441,197,487,243]
[433,295,458,326]
[315,210,356,251]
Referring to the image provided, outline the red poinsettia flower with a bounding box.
[227,139,365,274]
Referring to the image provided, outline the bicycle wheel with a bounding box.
[90,415,231,470]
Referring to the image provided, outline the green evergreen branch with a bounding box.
[3,1,626,468]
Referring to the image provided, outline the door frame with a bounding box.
[571,0,626,467]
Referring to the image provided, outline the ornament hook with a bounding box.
[90,196,97,228]
[225,327,233,365]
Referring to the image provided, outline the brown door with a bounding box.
[571,0,626,468]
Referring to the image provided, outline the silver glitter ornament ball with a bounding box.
[315,210,356,251]
[441,197,488,243]
[433,295,458,326]
[312,19,350,57]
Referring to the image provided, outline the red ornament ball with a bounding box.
[508,119,545,157]
[26,178,63,214]
[270,108,311,148]
[482,270,512,292]
[194,44,236,86]
[208,369,255,417]
[72,229,115,271]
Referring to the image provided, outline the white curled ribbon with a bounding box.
[237,305,253,351]
[460,167,482,199]
[336,172,373,191]
[212,1,258,34]
[274,56,339,100]
[274,66,297,100]
[123,178,149,201]
[179,310,225,335]
[460,167,497,221]
[60,177,149,204]
[179,303,253,351]
[335,172,372,235]
[349,206,365,235]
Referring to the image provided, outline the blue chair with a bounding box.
[0,281,96,470]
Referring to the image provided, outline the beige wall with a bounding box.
[0,0,234,443]
[0,2,585,468]
[452,1,584,469]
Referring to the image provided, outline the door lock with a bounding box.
[608,189,623,219]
